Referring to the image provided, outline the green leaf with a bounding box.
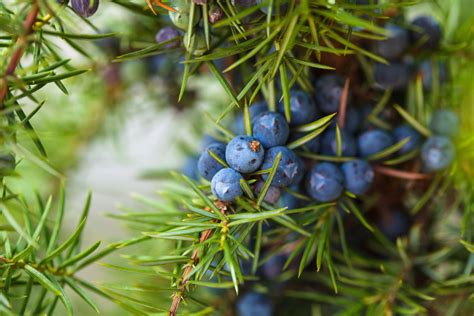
[460,240,474,253]
[316,219,331,272]
[394,104,432,137]
[207,148,228,168]
[223,243,240,293]
[46,272,73,316]
[183,201,220,219]
[342,199,374,232]
[43,30,117,40]
[293,113,337,132]
[367,137,410,161]
[207,61,240,108]
[335,125,342,157]
[243,101,252,136]
[280,64,291,123]
[228,208,286,226]
[144,226,212,239]
[240,179,255,200]
[66,191,92,258]
[0,203,36,246]
[224,25,283,73]
[272,14,301,78]
[204,112,235,139]
[30,69,88,85]
[64,277,100,314]
[179,52,193,102]
[299,232,317,277]
[290,57,336,70]
[47,185,66,253]
[11,143,63,178]
[180,173,225,221]
[315,9,389,36]
[59,241,101,269]
[24,265,61,296]
[40,217,87,264]
[257,152,282,207]
[251,221,263,275]
[125,255,190,266]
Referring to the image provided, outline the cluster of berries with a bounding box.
[372,15,444,90]
[198,107,305,202]
[194,80,457,207]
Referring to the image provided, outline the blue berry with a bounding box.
[374,62,411,91]
[419,60,448,90]
[305,162,344,202]
[357,129,394,158]
[198,143,226,180]
[377,209,410,241]
[288,132,320,153]
[421,136,455,171]
[211,168,243,201]
[71,0,99,17]
[321,128,357,157]
[234,102,268,135]
[182,156,199,180]
[254,181,281,204]
[278,185,306,209]
[155,26,180,49]
[261,146,304,187]
[236,292,273,316]
[410,15,442,50]
[314,74,348,114]
[372,24,409,60]
[341,159,375,195]
[277,90,318,126]
[226,136,264,173]
[260,253,288,279]
[429,109,459,138]
[393,125,422,154]
[252,112,290,148]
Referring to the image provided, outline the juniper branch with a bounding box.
[0,0,39,109]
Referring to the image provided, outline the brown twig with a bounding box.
[337,78,350,128]
[169,202,230,316]
[0,1,40,109]
[374,165,431,180]
[169,229,213,316]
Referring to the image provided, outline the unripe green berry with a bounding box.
[169,1,201,30]
[184,29,208,56]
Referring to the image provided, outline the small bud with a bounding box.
[71,0,99,18]
[193,0,207,4]
[155,27,181,49]
[208,7,223,24]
